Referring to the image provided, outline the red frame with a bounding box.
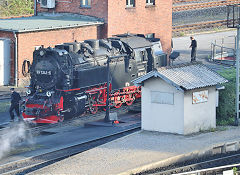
[22,84,141,124]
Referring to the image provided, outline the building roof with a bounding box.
[132,63,228,91]
[112,34,153,49]
[0,13,104,33]
[120,36,153,49]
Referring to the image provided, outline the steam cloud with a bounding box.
[0,122,29,159]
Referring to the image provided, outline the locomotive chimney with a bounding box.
[85,39,99,50]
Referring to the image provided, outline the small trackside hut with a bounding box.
[133,63,228,135]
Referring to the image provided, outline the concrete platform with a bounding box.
[0,112,141,165]
[28,126,240,175]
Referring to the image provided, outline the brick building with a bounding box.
[0,0,172,86]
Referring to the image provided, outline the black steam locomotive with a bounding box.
[22,34,167,123]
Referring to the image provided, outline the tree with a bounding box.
[0,0,34,17]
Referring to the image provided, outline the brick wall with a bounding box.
[108,0,172,54]
[37,0,108,22]
[37,0,172,53]
[17,25,98,86]
[0,25,98,86]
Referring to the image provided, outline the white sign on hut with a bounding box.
[133,63,228,135]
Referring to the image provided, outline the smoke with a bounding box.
[0,122,31,159]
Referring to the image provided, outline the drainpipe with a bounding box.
[13,31,18,87]
[34,0,38,16]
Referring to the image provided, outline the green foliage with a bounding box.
[217,68,236,125]
[233,167,238,172]
[0,0,34,17]
[179,32,185,37]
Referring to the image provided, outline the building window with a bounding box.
[81,0,91,7]
[151,91,174,105]
[126,0,135,7]
[146,0,155,5]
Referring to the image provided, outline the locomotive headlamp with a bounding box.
[46,91,52,97]
[26,89,31,95]
[40,50,45,56]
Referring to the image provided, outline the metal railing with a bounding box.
[210,36,236,65]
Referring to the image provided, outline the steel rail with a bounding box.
[0,102,132,135]
[0,125,140,175]
[174,163,240,175]
[173,0,239,12]
[173,20,228,32]
[173,0,238,4]
[148,152,240,175]
[173,0,213,4]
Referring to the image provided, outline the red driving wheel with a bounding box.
[125,93,135,106]
[114,91,122,108]
[89,95,98,114]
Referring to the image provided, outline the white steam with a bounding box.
[0,122,29,159]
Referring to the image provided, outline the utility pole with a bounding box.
[104,55,111,122]
[235,26,240,126]
[104,54,127,122]
[227,4,240,126]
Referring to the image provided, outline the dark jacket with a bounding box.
[11,91,21,104]
[191,39,197,48]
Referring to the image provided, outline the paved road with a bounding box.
[172,29,237,70]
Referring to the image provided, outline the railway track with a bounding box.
[142,152,240,175]
[173,0,239,12]
[0,125,140,175]
[0,101,136,136]
[173,0,222,4]
[173,19,228,33]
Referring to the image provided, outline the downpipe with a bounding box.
[13,31,18,87]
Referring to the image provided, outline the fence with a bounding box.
[211,35,236,65]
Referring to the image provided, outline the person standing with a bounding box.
[189,36,197,62]
[9,88,22,122]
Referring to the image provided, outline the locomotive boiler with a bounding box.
[22,34,167,123]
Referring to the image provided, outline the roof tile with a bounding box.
[133,63,228,90]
